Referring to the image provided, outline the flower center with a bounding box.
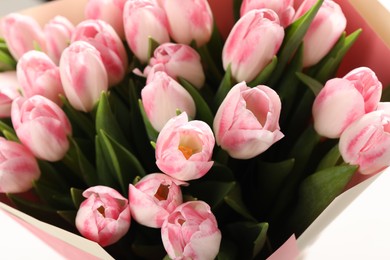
[97,206,105,217]
[178,132,202,160]
[154,184,170,201]
[178,145,194,159]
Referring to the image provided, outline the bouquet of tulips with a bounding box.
[0,0,389,259]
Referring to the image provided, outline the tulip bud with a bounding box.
[123,0,170,63]
[76,186,131,247]
[11,95,72,162]
[0,71,21,118]
[17,50,64,105]
[161,201,221,260]
[0,137,40,193]
[214,82,284,159]
[59,41,108,112]
[222,9,284,82]
[141,71,196,132]
[71,19,128,86]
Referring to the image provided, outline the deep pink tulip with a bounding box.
[59,41,108,112]
[11,95,72,162]
[312,67,382,138]
[71,19,128,86]
[222,9,284,82]
[161,201,221,260]
[0,137,40,193]
[0,71,21,118]
[129,173,186,228]
[75,186,131,247]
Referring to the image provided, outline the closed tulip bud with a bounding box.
[141,71,196,132]
[312,67,382,138]
[11,95,72,162]
[59,41,108,112]
[0,137,40,193]
[76,186,131,247]
[161,201,221,260]
[0,71,21,118]
[129,173,186,228]
[214,82,284,159]
[222,9,284,83]
[156,112,215,181]
[17,50,64,105]
[294,0,346,67]
[71,19,128,86]
[123,0,170,63]
[43,16,75,65]
[162,0,213,47]
[0,13,46,60]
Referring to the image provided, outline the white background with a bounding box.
[0,0,43,16]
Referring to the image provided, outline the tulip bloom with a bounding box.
[59,41,108,112]
[155,112,215,181]
[72,19,128,86]
[123,0,170,63]
[17,50,64,105]
[161,201,221,260]
[214,82,283,159]
[145,43,205,89]
[0,137,40,193]
[312,67,382,138]
[129,173,186,228]
[162,0,213,47]
[0,71,21,118]
[76,186,131,247]
[141,71,196,132]
[240,0,295,27]
[222,9,284,83]
[294,0,346,67]
[11,95,72,162]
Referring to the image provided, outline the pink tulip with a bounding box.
[145,43,205,89]
[84,0,127,39]
[17,50,64,105]
[294,0,346,67]
[129,173,186,228]
[123,0,170,63]
[0,71,21,118]
[222,9,284,82]
[59,41,108,112]
[0,137,40,193]
[75,186,131,247]
[71,19,128,86]
[141,71,196,132]
[155,112,215,181]
[161,200,221,260]
[11,95,72,162]
[214,82,283,159]
[0,13,46,60]
[162,0,213,47]
[240,0,295,27]
[312,67,382,138]
[43,16,75,65]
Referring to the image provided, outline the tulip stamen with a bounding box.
[155,184,170,201]
[97,206,106,217]
[178,145,194,160]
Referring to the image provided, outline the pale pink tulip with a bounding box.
[11,95,72,162]
[162,0,213,47]
[0,71,21,118]
[59,41,108,112]
[214,82,283,159]
[43,16,75,65]
[155,112,215,181]
[0,137,40,193]
[161,201,221,260]
[294,0,346,67]
[312,67,382,138]
[17,50,64,105]
[129,173,186,228]
[222,9,284,82]
[141,71,196,132]
[240,0,295,27]
[145,43,205,89]
[71,19,128,86]
[75,186,131,247]
[0,13,46,60]
[123,0,170,63]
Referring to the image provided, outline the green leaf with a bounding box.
[138,99,159,142]
[33,181,73,209]
[214,65,233,110]
[70,187,85,209]
[147,37,160,61]
[233,0,243,21]
[217,238,238,260]
[0,120,17,140]
[224,184,257,222]
[0,50,16,71]
[296,72,323,96]
[197,44,223,85]
[248,56,278,87]
[95,135,119,187]
[37,160,68,191]
[57,210,77,226]
[316,144,341,171]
